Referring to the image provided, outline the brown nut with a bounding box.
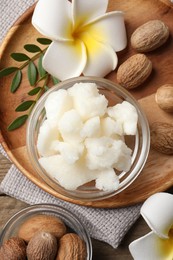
[150,122,173,154]
[155,84,173,112]
[0,237,26,260]
[56,233,87,260]
[131,20,169,52]
[18,214,66,242]
[26,231,58,260]
[117,54,152,89]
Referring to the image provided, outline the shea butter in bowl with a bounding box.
[26,76,150,201]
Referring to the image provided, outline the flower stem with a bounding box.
[19,47,48,70]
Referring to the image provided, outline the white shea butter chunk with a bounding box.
[68,82,108,120]
[101,116,123,137]
[80,116,100,138]
[95,168,119,192]
[85,137,132,171]
[58,109,83,143]
[39,155,100,190]
[37,119,59,157]
[51,141,84,164]
[107,101,138,135]
[112,142,132,172]
[68,82,99,98]
[45,89,73,123]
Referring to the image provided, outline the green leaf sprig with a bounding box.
[0,38,60,131]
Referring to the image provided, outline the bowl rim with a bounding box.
[26,76,150,201]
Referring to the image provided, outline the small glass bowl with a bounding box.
[0,204,92,260]
[26,76,150,201]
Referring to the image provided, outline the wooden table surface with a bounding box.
[0,153,172,259]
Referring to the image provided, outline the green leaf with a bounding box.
[10,70,22,93]
[51,76,60,85]
[8,115,28,131]
[15,100,35,112]
[44,85,49,91]
[28,87,41,96]
[36,74,47,84]
[27,61,38,86]
[0,67,18,77]
[11,53,30,62]
[24,44,41,53]
[37,38,52,45]
[38,54,46,77]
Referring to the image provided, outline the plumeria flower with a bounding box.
[129,192,173,260]
[32,0,127,81]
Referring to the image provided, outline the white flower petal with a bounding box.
[84,11,127,51]
[32,0,72,41]
[129,231,173,260]
[72,0,108,28]
[141,192,173,238]
[81,32,117,77]
[43,40,87,81]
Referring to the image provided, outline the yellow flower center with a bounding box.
[72,24,103,55]
[159,227,173,258]
[168,228,173,249]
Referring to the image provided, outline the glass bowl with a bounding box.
[0,204,92,260]
[26,76,150,201]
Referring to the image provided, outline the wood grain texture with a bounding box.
[0,0,173,208]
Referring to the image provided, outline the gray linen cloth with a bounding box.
[0,0,141,249]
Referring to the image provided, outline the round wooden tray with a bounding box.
[0,0,173,208]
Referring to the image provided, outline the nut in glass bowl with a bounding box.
[26,76,150,201]
[0,204,92,260]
